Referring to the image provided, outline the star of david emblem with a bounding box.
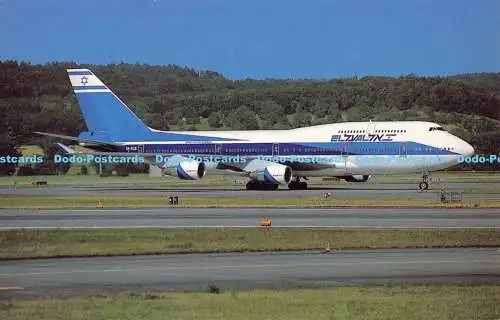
[80,76,89,86]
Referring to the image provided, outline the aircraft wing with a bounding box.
[51,143,190,169]
[242,158,338,172]
[51,142,159,164]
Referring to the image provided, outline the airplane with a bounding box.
[36,68,475,191]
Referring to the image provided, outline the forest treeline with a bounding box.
[0,60,499,174]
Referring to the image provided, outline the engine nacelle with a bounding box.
[344,174,371,182]
[249,164,292,185]
[163,161,205,180]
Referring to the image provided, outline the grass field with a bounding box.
[0,194,498,208]
[1,228,498,259]
[1,285,499,320]
[1,171,500,188]
[0,173,234,188]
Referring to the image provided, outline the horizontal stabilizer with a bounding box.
[34,131,120,146]
[35,131,83,142]
[55,143,77,154]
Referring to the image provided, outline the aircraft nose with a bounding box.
[466,143,474,156]
[461,142,474,156]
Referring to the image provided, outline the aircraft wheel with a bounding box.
[246,181,256,190]
[419,181,429,190]
[289,180,307,190]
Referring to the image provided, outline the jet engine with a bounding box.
[163,161,206,180]
[249,164,292,184]
[343,174,371,182]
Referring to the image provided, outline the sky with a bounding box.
[0,0,499,80]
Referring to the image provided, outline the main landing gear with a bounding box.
[245,180,279,191]
[419,173,430,190]
[288,177,308,190]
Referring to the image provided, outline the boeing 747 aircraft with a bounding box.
[37,69,475,190]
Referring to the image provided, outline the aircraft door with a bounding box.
[341,142,350,172]
[341,142,349,157]
[272,143,279,156]
[366,120,376,135]
[399,143,407,157]
[214,144,222,155]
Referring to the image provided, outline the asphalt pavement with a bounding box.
[1,248,498,299]
[1,207,499,229]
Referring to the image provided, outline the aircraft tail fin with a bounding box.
[67,69,151,142]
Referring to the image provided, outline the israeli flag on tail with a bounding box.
[68,69,111,93]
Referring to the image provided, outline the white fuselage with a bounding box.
[121,121,475,177]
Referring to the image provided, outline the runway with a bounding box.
[1,207,499,229]
[1,248,498,299]
[2,182,500,200]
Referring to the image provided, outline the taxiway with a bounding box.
[1,248,498,299]
[1,207,499,229]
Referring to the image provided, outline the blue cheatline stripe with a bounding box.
[177,165,194,180]
[68,71,93,76]
[117,141,457,156]
[72,85,108,90]
[263,168,280,184]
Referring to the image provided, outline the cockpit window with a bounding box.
[429,127,445,131]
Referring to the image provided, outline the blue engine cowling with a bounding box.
[249,164,293,184]
[163,161,205,180]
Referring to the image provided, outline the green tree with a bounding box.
[311,100,330,118]
[293,107,313,127]
[0,134,22,176]
[258,100,284,128]
[224,105,260,130]
[208,112,223,128]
